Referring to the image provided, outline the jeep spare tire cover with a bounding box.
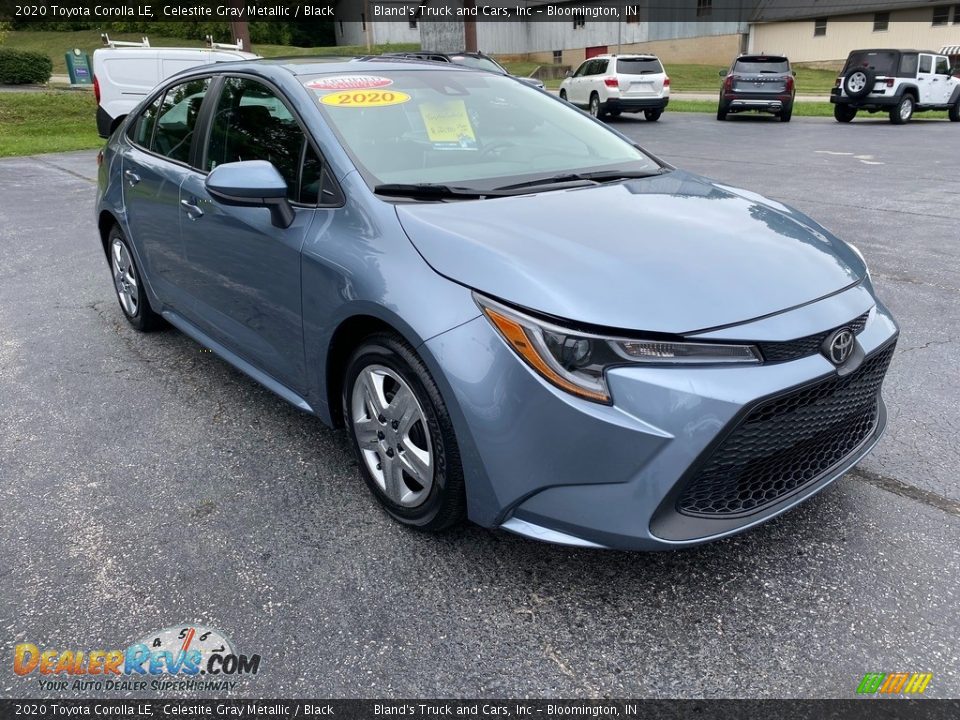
[844,68,876,99]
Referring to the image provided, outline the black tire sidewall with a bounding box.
[342,334,464,530]
[891,94,913,124]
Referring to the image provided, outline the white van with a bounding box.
[93,38,258,137]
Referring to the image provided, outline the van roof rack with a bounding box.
[101,33,150,48]
[206,36,245,52]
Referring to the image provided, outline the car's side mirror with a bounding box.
[718,70,726,77]
[205,160,294,229]
[792,70,797,77]
[565,70,573,78]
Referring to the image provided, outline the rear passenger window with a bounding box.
[150,78,211,164]
[205,77,327,205]
[130,93,163,148]
[919,55,933,73]
[899,54,918,76]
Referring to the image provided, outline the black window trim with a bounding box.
[125,74,217,173]
[197,71,345,209]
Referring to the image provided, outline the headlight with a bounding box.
[475,294,760,404]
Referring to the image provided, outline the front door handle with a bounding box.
[124,169,140,187]
[180,198,204,220]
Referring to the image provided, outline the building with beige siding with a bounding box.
[749,1,960,66]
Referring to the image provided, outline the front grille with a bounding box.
[677,341,895,517]
[757,311,870,363]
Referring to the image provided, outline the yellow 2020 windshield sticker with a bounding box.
[320,90,411,108]
[418,100,476,145]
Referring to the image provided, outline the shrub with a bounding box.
[0,49,53,85]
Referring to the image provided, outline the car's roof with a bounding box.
[594,54,659,60]
[190,56,479,76]
[847,48,940,55]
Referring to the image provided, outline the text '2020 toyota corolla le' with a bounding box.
[95,58,898,550]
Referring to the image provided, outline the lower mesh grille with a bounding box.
[677,342,896,517]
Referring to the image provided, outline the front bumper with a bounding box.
[425,282,898,550]
[606,96,669,112]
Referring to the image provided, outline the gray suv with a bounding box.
[831,48,960,124]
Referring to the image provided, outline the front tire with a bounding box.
[107,225,163,332]
[949,99,959,122]
[559,89,567,102]
[343,332,466,532]
[890,94,913,124]
[644,109,662,122]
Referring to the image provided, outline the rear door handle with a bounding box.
[180,198,204,220]
[124,169,140,186]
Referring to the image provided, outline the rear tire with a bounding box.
[834,104,857,123]
[778,105,793,122]
[890,94,913,124]
[107,225,164,332]
[717,100,728,121]
[644,109,662,122]
[589,93,602,119]
[559,89,567,102]
[342,332,466,532]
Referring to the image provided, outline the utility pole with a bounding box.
[464,0,477,52]
[230,0,250,51]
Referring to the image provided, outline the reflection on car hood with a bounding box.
[395,171,867,334]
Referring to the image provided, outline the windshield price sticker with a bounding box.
[419,100,477,148]
[320,90,411,108]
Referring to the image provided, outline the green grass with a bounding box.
[665,63,840,94]
[668,99,950,119]
[503,60,840,94]
[0,91,101,156]
[3,30,419,75]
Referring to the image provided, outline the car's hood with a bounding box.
[395,171,866,334]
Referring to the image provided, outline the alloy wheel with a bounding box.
[351,364,434,507]
[111,238,139,317]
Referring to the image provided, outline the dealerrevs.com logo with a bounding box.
[14,625,261,693]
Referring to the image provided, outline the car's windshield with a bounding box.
[616,58,663,75]
[449,55,506,74]
[733,58,789,73]
[844,51,898,75]
[304,69,659,191]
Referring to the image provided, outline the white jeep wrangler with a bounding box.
[831,48,960,124]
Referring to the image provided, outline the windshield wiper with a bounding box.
[493,168,667,192]
[374,183,510,200]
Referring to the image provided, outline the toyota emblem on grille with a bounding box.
[825,328,855,365]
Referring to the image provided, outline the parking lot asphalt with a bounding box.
[2,113,959,699]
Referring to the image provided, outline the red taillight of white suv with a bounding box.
[664,77,671,88]
[94,74,101,104]
[604,77,619,89]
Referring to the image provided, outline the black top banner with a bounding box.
[2,700,960,719]
[0,0,940,24]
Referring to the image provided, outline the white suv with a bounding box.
[831,48,960,124]
[559,54,670,121]
[93,38,258,138]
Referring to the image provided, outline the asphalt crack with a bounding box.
[849,468,960,518]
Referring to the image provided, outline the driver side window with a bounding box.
[204,77,325,205]
[934,56,950,75]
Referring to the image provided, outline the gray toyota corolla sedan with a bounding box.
[95,58,899,550]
